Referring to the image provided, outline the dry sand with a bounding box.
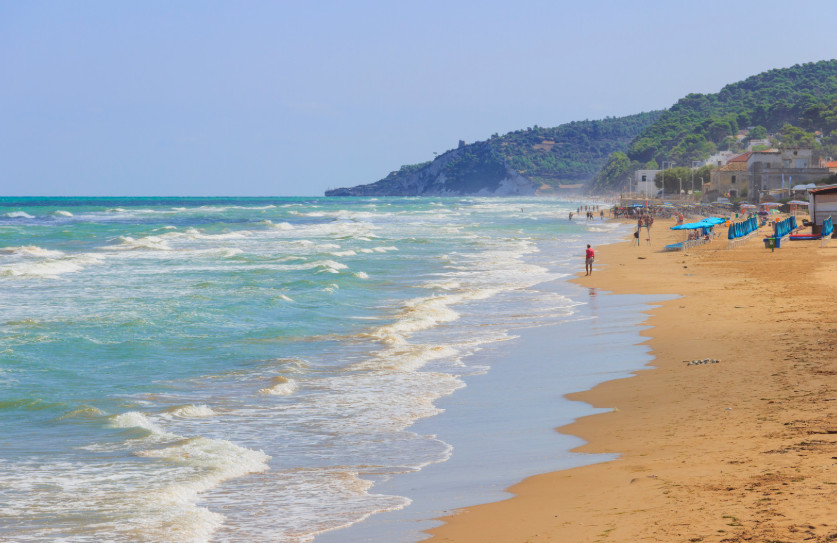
[426,215,837,542]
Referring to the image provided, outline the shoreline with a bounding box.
[313,222,666,543]
[426,216,837,542]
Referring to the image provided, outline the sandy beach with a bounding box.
[426,214,837,542]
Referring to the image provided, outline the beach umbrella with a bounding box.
[761,202,781,207]
[787,200,809,205]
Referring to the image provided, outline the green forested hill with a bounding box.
[328,60,837,197]
[591,59,837,192]
[326,111,661,196]
[487,112,662,188]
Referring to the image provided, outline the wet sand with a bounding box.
[426,216,837,542]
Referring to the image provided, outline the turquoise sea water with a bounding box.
[0,196,632,542]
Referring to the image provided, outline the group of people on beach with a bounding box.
[569,205,605,221]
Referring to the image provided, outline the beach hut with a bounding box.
[807,184,837,236]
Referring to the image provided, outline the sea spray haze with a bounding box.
[0,196,623,542]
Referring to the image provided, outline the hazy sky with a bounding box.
[2,0,836,196]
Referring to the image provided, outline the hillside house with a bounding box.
[707,151,750,200]
[748,148,829,202]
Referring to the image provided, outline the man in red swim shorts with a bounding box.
[585,244,594,276]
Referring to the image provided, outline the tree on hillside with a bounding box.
[779,124,817,149]
[670,134,716,165]
[590,152,632,192]
[703,115,739,143]
[749,125,768,139]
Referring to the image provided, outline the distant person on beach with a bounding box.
[569,211,574,221]
[633,229,640,246]
[585,244,594,275]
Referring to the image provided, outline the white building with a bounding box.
[633,169,661,197]
[701,151,737,168]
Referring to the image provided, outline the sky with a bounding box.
[2,0,837,196]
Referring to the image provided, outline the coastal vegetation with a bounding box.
[327,112,661,196]
[329,60,837,197]
[487,113,662,188]
[593,60,837,192]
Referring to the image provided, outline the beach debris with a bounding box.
[684,358,721,366]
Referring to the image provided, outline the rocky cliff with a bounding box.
[325,141,537,197]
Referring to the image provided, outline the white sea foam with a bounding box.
[423,280,461,290]
[52,210,73,217]
[353,271,369,279]
[315,260,348,273]
[270,359,308,373]
[135,436,270,491]
[93,410,271,541]
[220,247,244,258]
[293,370,464,434]
[109,411,172,437]
[1,245,65,258]
[0,253,103,278]
[192,247,244,258]
[258,376,298,395]
[4,211,34,219]
[330,250,357,257]
[354,343,461,373]
[114,235,173,251]
[128,437,270,542]
[187,230,250,241]
[367,292,486,345]
[166,404,217,418]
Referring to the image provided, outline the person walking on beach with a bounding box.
[585,244,594,276]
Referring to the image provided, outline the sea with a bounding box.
[0,196,666,543]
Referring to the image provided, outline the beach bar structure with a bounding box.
[807,184,837,236]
